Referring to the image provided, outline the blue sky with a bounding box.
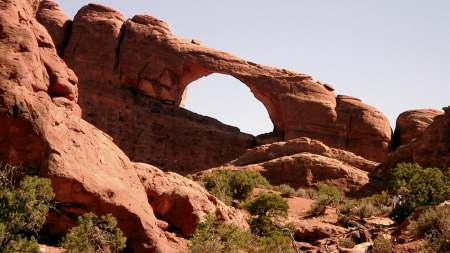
[56,1,450,136]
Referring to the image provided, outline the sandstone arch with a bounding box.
[42,3,392,165]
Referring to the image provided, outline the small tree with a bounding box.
[0,164,55,252]
[184,213,251,253]
[243,192,289,218]
[390,163,450,222]
[204,170,271,205]
[61,212,126,253]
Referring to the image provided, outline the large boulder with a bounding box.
[382,107,450,173]
[212,138,386,197]
[37,2,392,176]
[393,109,443,148]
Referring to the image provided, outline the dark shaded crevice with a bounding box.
[113,22,126,73]
[60,20,72,59]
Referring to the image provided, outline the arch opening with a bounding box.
[184,73,274,136]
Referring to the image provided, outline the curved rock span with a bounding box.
[37,1,392,175]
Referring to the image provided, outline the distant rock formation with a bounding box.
[383,107,450,173]
[207,137,386,197]
[393,109,443,148]
[37,2,392,175]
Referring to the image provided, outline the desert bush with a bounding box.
[337,199,359,215]
[309,196,328,216]
[317,183,342,207]
[339,238,356,249]
[0,164,55,252]
[390,163,450,222]
[61,212,126,253]
[273,184,296,198]
[184,213,251,253]
[204,170,271,205]
[369,235,393,253]
[294,188,307,198]
[408,205,450,252]
[243,192,289,218]
[354,199,377,219]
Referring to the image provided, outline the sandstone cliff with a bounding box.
[36,2,393,176]
[0,1,247,252]
[383,107,450,173]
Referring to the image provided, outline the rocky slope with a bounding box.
[37,2,393,176]
[3,0,449,252]
[0,1,247,252]
[207,137,385,198]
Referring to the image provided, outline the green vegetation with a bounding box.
[204,170,271,205]
[61,212,126,253]
[390,163,450,222]
[408,205,450,252]
[183,213,251,253]
[369,236,393,253]
[243,192,289,218]
[309,183,342,216]
[273,184,296,198]
[0,164,55,252]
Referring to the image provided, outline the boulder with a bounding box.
[393,109,443,148]
[382,107,450,173]
[214,138,386,197]
[36,0,72,57]
[135,163,249,236]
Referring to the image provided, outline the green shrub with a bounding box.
[354,199,376,219]
[204,170,271,205]
[61,212,126,253]
[184,213,251,253]
[0,164,55,251]
[317,183,342,207]
[305,188,318,199]
[294,188,307,198]
[309,196,328,216]
[273,184,296,198]
[369,235,393,253]
[390,163,450,222]
[408,205,450,252]
[337,199,359,215]
[243,192,289,218]
[339,238,356,249]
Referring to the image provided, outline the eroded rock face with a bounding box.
[393,109,443,148]
[383,107,450,173]
[36,0,72,57]
[0,1,247,252]
[37,2,392,172]
[212,138,385,197]
[135,163,249,236]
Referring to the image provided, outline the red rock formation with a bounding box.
[0,1,247,252]
[135,163,249,236]
[36,0,71,57]
[393,109,443,148]
[211,138,385,197]
[37,2,392,172]
[383,107,450,173]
